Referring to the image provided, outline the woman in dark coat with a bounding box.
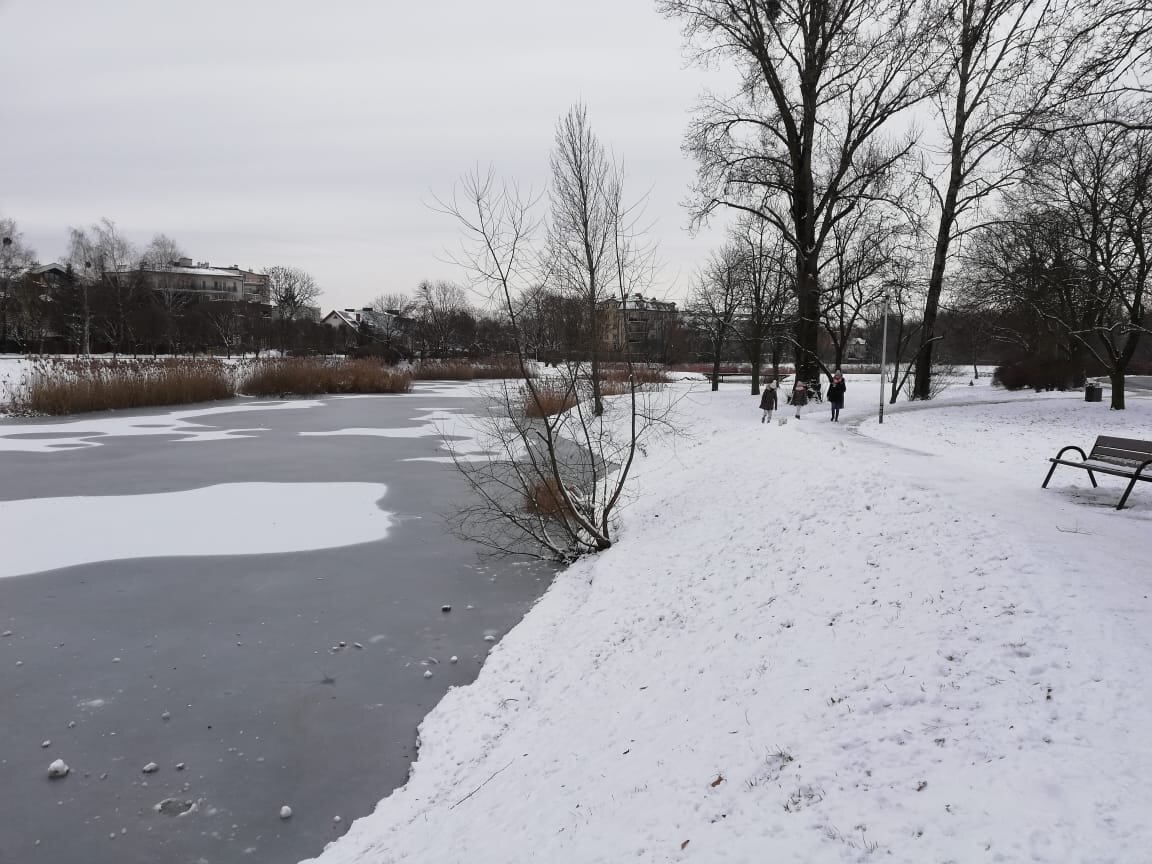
[827,370,846,421]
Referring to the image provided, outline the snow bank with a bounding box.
[302,379,1152,864]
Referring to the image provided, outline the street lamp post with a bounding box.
[879,294,889,424]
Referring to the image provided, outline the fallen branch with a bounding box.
[450,760,515,810]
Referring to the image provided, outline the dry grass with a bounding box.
[412,357,535,380]
[599,366,672,386]
[520,380,579,418]
[14,357,235,415]
[241,359,412,396]
[523,475,577,521]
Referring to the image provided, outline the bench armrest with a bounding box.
[1053,445,1089,461]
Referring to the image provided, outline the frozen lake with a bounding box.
[0,384,554,864]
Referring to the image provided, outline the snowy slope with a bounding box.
[305,380,1152,864]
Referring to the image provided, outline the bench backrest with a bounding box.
[1090,436,1152,465]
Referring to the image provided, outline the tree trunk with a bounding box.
[589,302,604,415]
[1109,370,1126,409]
[749,339,762,396]
[710,347,721,392]
[914,48,970,400]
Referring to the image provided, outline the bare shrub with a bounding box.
[241,359,412,396]
[902,364,957,400]
[14,357,235,415]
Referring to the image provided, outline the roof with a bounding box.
[323,308,396,329]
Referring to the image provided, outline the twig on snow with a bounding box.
[450,760,515,810]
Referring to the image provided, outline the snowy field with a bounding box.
[305,378,1152,864]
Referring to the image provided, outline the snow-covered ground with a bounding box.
[304,377,1152,864]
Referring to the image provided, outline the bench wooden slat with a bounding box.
[1093,436,1152,459]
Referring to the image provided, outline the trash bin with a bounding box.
[1085,382,1103,402]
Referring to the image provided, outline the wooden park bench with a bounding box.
[1042,435,1152,510]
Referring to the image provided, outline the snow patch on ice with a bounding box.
[0,400,322,453]
[0,482,392,579]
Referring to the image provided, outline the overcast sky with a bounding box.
[0,0,734,311]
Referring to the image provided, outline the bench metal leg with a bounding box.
[1117,477,1140,510]
[1043,461,1098,490]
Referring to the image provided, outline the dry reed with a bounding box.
[524,476,577,521]
[15,357,235,415]
[240,359,412,396]
[520,380,579,418]
[412,357,535,380]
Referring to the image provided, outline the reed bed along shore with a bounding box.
[241,358,412,396]
[2,356,676,416]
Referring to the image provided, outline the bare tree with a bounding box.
[202,301,248,358]
[370,292,417,317]
[140,233,186,269]
[1,215,38,349]
[547,103,622,416]
[414,279,471,357]
[434,153,669,560]
[879,254,930,403]
[689,245,745,391]
[66,218,138,355]
[732,215,793,394]
[659,0,943,386]
[971,108,1152,407]
[369,292,416,353]
[820,204,907,373]
[912,0,1083,398]
[263,265,321,321]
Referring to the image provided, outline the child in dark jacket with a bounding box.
[827,371,846,421]
[759,382,776,423]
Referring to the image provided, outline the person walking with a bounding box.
[827,370,846,421]
[759,382,776,423]
[791,379,808,419]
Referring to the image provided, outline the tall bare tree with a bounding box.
[659,0,942,386]
[912,0,1082,398]
[435,148,667,560]
[547,103,622,416]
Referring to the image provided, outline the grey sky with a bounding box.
[0,0,731,311]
